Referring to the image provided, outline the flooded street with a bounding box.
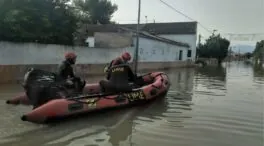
[0,61,263,146]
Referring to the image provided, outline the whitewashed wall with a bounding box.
[0,41,132,65]
[136,37,189,62]
[0,39,189,65]
[85,37,95,47]
[158,34,197,61]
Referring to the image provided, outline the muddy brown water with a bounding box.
[0,61,263,146]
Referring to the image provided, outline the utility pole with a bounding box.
[229,46,232,62]
[198,34,201,45]
[134,0,141,74]
[238,48,240,61]
[196,34,202,60]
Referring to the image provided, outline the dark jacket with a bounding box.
[100,64,136,93]
[106,57,126,71]
[107,64,136,84]
[57,60,75,80]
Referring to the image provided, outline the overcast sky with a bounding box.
[110,0,264,45]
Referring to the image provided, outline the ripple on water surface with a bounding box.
[0,62,263,146]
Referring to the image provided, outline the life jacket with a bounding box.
[104,57,126,73]
[104,60,114,73]
[107,64,135,85]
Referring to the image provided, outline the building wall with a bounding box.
[85,37,95,47]
[0,41,195,83]
[0,40,189,65]
[158,34,197,61]
[136,37,189,62]
[94,32,133,48]
[0,41,131,65]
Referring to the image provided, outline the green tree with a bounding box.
[197,34,230,65]
[73,0,118,24]
[0,0,77,45]
[253,40,264,64]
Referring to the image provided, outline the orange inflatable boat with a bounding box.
[13,72,170,123]
[6,83,102,106]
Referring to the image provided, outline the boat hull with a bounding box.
[9,72,171,123]
[6,83,102,105]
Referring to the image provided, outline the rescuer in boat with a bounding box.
[103,52,146,89]
[100,64,137,93]
[21,52,86,109]
[104,52,132,73]
[57,52,85,93]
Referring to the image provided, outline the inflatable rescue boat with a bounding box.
[9,72,170,123]
[6,82,102,105]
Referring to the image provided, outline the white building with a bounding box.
[85,37,95,47]
[120,22,197,61]
[130,31,190,62]
[76,22,198,62]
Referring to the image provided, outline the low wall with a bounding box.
[196,58,218,65]
[0,41,189,64]
[0,61,194,84]
[0,41,196,84]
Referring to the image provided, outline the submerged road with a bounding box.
[0,61,263,146]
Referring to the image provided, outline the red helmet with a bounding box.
[65,52,77,60]
[121,52,131,61]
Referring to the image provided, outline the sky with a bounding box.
[110,0,264,46]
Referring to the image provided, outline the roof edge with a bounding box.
[118,27,190,48]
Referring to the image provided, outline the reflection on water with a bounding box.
[0,61,263,146]
[193,65,227,106]
[0,96,168,146]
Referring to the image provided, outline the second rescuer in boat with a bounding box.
[100,52,141,93]
[104,52,132,73]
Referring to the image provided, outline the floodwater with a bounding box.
[0,61,263,146]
